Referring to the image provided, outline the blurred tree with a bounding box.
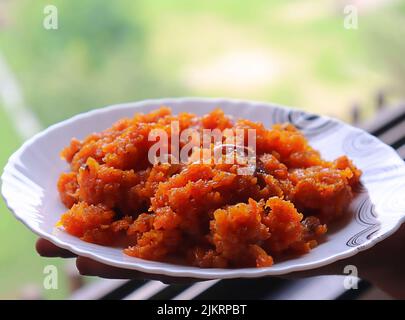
[0,0,185,125]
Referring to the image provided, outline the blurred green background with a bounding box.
[0,0,404,299]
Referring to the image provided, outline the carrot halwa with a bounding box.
[57,107,361,268]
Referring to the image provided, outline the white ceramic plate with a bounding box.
[2,98,405,279]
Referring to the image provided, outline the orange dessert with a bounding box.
[57,107,361,268]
